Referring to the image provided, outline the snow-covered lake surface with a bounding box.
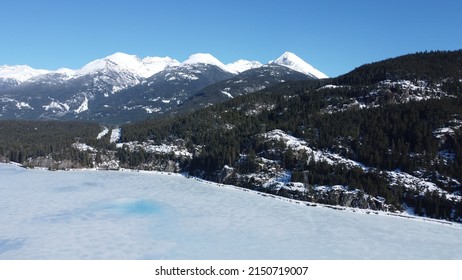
[1,163,462,260]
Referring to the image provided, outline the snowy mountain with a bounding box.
[226,59,263,74]
[0,52,181,93]
[271,51,329,79]
[181,53,229,72]
[0,65,50,90]
[141,56,181,76]
[0,51,326,123]
[87,61,236,123]
[178,64,313,113]
[0,65,50,82]
[76,52,179,78]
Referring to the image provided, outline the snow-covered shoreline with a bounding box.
[3,162,461,229]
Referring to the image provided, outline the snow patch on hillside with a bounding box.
[144,107,162,114]
[116,141,192,158]
[72,143,97,152]
[221,90,233,98]
[317,84,347,91]
[74,95,89,114]
[96,127,109,140]
[387,170,461,201]
[110,128,121,143]
[263,129,365,169]
[42,101,70,112]
[15,102,33,110]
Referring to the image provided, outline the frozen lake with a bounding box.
[1,163,462,259]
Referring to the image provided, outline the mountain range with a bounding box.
[0,52,327,123]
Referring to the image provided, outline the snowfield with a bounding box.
[1,163,461,260]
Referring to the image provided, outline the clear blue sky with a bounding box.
[1,0,461,77]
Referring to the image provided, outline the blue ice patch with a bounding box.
[122,200,160,215]
[0,238,26,254]
[99,199,162,216]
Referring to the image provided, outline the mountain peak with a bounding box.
[142,56,179,65]
[105,52,139,61]
[55,68,76,76]
[0,65,50,82]
[182,53,229,72]
[76,53,127,76]
[272,52,328,79]
[77,52,178,78]
[226,59,263,74]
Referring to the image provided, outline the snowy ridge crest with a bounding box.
[1,51,327,88]
[76,52,179,78]
[226,59,263,74]
[1,52,327,80]
[0,65,50,82]
[271,52,328,79]
[181,53,230,72]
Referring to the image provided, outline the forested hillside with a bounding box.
[0,121,109,169]
[336,50,462,85]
